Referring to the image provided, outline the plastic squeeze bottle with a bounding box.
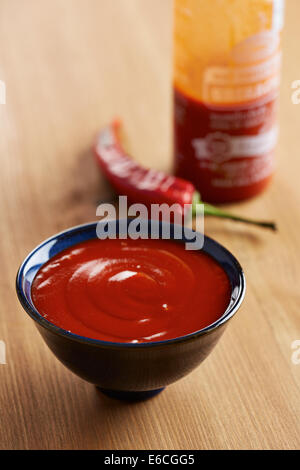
[174,0,284,202]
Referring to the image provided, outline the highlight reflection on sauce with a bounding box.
[32,238,231,343]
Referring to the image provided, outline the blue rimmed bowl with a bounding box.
[16,220,245,401]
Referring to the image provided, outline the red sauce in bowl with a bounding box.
[31,238,231,343]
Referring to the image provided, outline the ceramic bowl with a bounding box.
[16,220,245,401]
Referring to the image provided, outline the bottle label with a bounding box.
[203,31,281,105]
[192,127,278,162]
[174,88,278,195]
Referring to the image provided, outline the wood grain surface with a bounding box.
[0,0,299,450]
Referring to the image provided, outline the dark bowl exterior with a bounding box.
[35,321,226,391]
[16,220,245,396]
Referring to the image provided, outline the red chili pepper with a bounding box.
[93,121,276,231]
[94,120,194,214]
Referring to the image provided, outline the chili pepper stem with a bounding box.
[192,192,277,231]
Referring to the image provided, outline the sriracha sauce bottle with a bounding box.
[173,0,284,203]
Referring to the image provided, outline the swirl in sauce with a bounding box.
[32,238,231,343]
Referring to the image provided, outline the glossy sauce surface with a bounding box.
[31,238,231,343]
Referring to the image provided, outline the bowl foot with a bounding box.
[97,387,165,401]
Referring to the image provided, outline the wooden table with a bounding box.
[0,0,299,450]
